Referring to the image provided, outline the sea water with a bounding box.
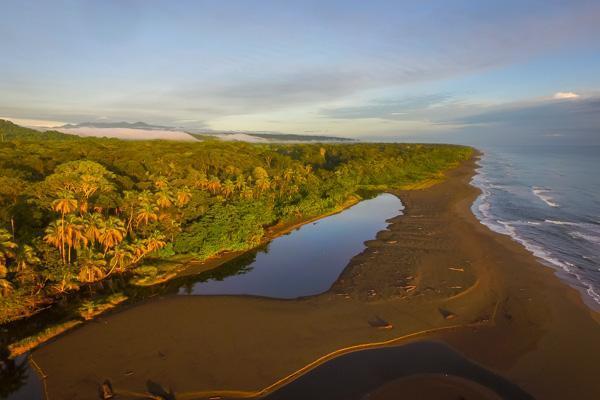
[471,145,600,309]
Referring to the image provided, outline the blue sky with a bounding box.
[1,0,600,144]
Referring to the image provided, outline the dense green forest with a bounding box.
[0,119,472,323]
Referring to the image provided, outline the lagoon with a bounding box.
[178,193,403,298]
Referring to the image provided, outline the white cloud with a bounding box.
[552,91,580,100]
[0,116,67,127]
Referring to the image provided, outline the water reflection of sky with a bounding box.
[179,193,403,298]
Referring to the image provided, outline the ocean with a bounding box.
[471,145,600,309]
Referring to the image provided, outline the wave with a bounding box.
[493,220,600,305]
[545,219,576,226]
[470,155,600,306]
[532,187,559,207]
[569,231,600,245]
[545,219,600,233]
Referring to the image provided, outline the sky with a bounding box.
[1,0,600,144]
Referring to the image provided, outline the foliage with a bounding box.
[0,118,472,323]
[7,320,82,358]
[78,292,128,320]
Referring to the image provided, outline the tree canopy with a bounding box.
[0,119,472,323]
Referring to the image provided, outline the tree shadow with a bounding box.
[0,353,30,398]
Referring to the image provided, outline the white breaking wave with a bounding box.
[545,219,600,234]
[569,231,600,245]
[545,219,577,226]
[470,155,600,306]
[532,187,559,207]
[494,220,600,305]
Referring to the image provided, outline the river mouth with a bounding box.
[1,192,533,400]
[262,341,533,400]
[1,194,403,399]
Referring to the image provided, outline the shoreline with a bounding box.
[471,152,600,311]
[2,195,364,358]
[176,194,361,277]
[30,155,600,399]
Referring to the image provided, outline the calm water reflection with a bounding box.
[1,194,402,399]
[178,193,403,298]
[264,341,533,400]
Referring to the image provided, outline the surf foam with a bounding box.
[532,187,559,207]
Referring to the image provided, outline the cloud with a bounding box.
[439,95,600,144]
[2,1,600,130]
[174,69,370,116]
[448,96,600,126]
[553,91,580,99]
[0,116,68,128]
[320,94,454,120]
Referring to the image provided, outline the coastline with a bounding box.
[30,154,600,399]
[471,149,600,311]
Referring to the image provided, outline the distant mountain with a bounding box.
[187,130,354,142]
[2,118,356,143]
[59,121,178,131]
[61,121,355,143]
[0,119,77,141]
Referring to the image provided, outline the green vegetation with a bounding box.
[0,119,76,141]
[0,119,472,324]
[7,320,81,358]
[78,292,128,320]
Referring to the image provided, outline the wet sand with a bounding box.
[32,155,600,399]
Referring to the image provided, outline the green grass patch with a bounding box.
[8,320,82,358]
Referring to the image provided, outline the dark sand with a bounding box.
[32,156,600,399]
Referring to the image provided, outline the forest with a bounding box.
[0,119,472,324]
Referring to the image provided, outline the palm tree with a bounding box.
[190,170,208,190]
[0,275,12,296]
[107,244,134,275]
[221,179,235,198]
[14,244,40,285]
[255,176,270,194]
[153,176,169,190]
[0,230,17,296]
[51,190,79,264]
[136,190,154,205]
[155,190,173,209]
[175,187,192,207]
[0,230,17,266]
[283,168,294,183]
[136,203,159,226]
[63,215,87,264]
[76,251,106,283]
[99,216,126,253]
[122,191,139,233]
[144,231,167,254]
[234,175,246,191]
[84,213,105,246]
[207,176,221,195]
[130,240,148,264]
[253,167,270,194]
[51,190,78,216]
[44,221,65,262]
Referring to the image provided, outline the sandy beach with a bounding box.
[31,155,600,399]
